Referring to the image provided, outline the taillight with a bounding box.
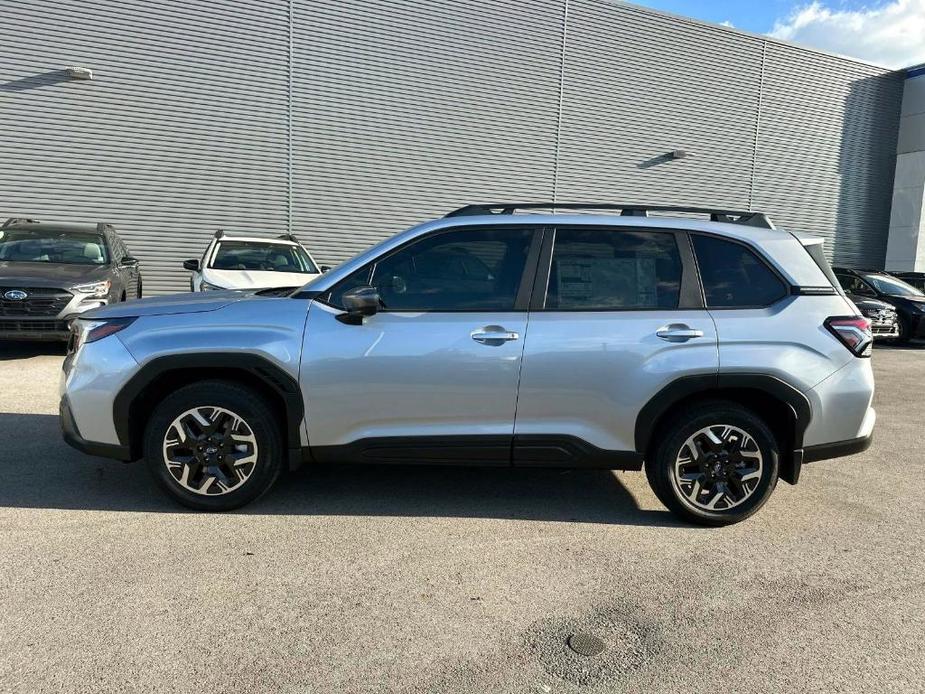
[825,316,872,357]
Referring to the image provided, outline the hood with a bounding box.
[81,290,252,319]
[203,268,320,290]
[847,294,895,311]
[0,261,109,287]
[885,293,925,306]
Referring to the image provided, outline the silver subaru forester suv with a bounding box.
[60,204,876,525]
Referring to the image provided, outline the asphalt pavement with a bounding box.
[0,340,923,693]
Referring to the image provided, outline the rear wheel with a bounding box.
[645,401,779,526]
[143,380,284,511]
[137,280,143,299]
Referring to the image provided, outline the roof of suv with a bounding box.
[1,218,113,234]
[212,235,302,245]
[305,205,833,293]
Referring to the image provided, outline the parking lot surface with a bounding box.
[0,342,923,694]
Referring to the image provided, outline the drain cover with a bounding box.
[566,632,605,657]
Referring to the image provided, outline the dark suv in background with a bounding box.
[0,218,142,341]
[834,267,925,343]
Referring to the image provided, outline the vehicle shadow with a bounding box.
[0,412,680,527]
[0,342,67,361]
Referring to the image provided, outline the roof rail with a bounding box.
[96,222,114,233]
[277,233,299,243]
[444,203,775,229]
[2,217,40,228]
[214,228,225,239]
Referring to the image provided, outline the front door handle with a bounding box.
[656,324,704,342]
[471,325,520,345]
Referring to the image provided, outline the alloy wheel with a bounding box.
[672,424,763,512]
[162,406,259,496]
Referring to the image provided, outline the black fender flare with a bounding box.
[113,353,304,458]
[634,373,812,483]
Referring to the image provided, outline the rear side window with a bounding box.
[545,228,682,310]
[692,235,787,308]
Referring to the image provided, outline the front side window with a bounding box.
[692,235,787,308]
[836,274,875,296]
[210,241,318,274]
[330,227,535,311]
[0,229,109,266]
[544,228,682,310]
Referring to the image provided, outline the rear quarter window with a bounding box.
[692,235,788,308]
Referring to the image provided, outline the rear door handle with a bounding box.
[471,326,520,345]
[656,324,704,342]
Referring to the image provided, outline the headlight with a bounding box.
[72,280,112,298]
[201,280,225,291]
[73,317,136,349]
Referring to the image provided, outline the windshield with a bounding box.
[0,229,109,266]
[210,241,318,274]
[863,273,925,298]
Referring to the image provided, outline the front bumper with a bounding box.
[0,294,111,341]
[60,394,133,460]
[0,318,72,341]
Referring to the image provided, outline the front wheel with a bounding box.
[143,380,284,511]
[645,401,779,526]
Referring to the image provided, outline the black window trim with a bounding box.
[317,224,546,313]
[529,225,704,312]
[688,230,792,311]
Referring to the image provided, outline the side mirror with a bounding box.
[183,259,200,271]
[120,256,139,267]
[320,265,331,274]
[339,286,380,325]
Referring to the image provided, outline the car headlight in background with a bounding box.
[72,317,136,350]
[201,280,225,291]
[72,280,112,298]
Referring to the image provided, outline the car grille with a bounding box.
[0,319,71,333]
[0,287,73,317]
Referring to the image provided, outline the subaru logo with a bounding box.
[3,290,28,301]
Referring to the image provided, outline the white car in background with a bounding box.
[183,231,324,292]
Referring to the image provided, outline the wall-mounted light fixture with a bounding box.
[670,150,687,160]
[65,66,93,80]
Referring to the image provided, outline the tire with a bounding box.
[645,400,780,526]
[143,380,284,511]
[137,280,143,299]
[120,291,127,302]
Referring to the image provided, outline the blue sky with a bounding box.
[633,0,799,33]
[630,0,925,68]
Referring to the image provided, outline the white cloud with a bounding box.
[720,20,735,27]
[769,0,925,68]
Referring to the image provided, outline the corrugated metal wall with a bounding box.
[0,0,290,293]
[754,42,904,266]
[0,0,904,293]
[291,0,565,262]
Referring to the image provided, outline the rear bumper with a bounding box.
[801,433,873,464]
[60,395,133,461]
